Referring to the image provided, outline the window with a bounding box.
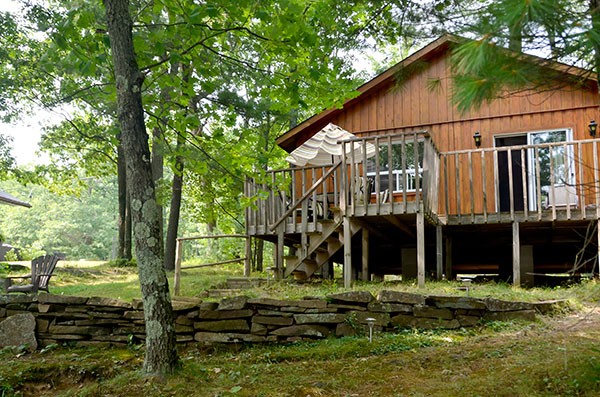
[366,139,424,193]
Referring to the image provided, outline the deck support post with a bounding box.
[512,221,520,286]
[436,225,443,280]
[521,245,534,286]
[417,206,425,288]
[361,228,369,281]
[598,220,600,274]
[343,216,353,288]
[244,236,251,277]
[445,236,453,280]
[275,226,284,280]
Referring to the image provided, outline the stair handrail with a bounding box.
[270,161,342,232]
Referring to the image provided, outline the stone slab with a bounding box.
[270,324,330,338]
[194,319,250,332]
[247,298,328,309]
[327,303,367,311]
[199,309,254,320]
[348,311,390,327]
[0,312,37,351]
[484,298,534,312]
[367,302,413,313]
[427,296,486,310]
[38,294,88,305]
[413,305,454,320]
[294,313,347,324]
[377,290,426,305]
[256,309,293,317]
[327,291,374,304]
[217,296,248,311]
[532,300,568,314]
[86,297,132,308]
[194,332,266,343]
[252,315,294,326]
[48,324,111,336]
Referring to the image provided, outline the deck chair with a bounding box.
[545,184,579,209]
[5,254,60,294]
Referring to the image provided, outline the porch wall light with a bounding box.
[589,120,597,138]
[473,131,482,148]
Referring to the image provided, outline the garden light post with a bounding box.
[366,317,375,343]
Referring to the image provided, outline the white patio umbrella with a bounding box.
[285,123,376,166]
[0,190,31,208]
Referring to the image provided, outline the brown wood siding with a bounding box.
[327,51,597,151]
[321,48,599,218]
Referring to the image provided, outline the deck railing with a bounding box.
[440,138,600,224]
[245,133,600,232]
[340,131,439,217]
[245,162,344,235]
[245,130,439,234]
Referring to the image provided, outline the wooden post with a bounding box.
[445,236,453,280]
[417,205,425,288]
[521,245,534,287]
[174,238,183,296]
[244,236,251,277]
[361,228,369,281]
[276,226,284,279]
[436,225,443,280]
[512,221,520,286]
[343,216,352,288]
[597,220,600,274]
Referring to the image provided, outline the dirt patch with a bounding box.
[544,304,600,333]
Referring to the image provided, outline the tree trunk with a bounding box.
[103,0,178,375]
[125,187,132,260]
[164,132,185,271]
[117,140,128,259]
[152,127,164,253]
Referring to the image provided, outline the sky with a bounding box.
[3,116,50,166]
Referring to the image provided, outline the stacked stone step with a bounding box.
[225,278,267,290]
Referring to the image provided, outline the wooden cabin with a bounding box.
[245,35,600,287]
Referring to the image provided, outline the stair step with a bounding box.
[206,289,243,298]
[291,270,308,281]
[225,278,268,289]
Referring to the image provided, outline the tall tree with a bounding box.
[103,0,178,375]
[443,0,600,111]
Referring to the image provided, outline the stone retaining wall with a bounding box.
[0,291,566,348]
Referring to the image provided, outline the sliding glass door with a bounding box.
[527,129,573,210]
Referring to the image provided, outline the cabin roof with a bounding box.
[276,34,597,153]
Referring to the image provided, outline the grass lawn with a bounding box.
[1,261,599,396]
[0,306,598,396]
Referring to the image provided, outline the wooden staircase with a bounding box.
[284,208,362,279]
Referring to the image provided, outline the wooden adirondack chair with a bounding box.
[5,254,60,294]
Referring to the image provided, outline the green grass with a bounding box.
[4,259,600,306]
[1,261,600,396]
[1,313,598,396]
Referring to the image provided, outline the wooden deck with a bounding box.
[245,131,600,286]
[247,133,600,232]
